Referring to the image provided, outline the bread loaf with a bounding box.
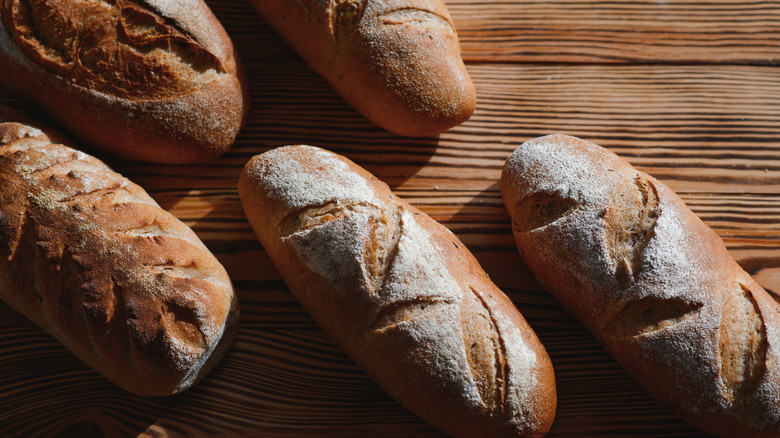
[501,134,780,438]
[0,0,249,164]
[0,109,239,396]
[239,145,556,438]
[248,0,476,137]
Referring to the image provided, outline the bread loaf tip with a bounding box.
[249,0,475,137]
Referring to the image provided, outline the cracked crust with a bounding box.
[500,134,780,438]
[0,112,239,396]
[239,145,556,438]
[6,0,225,98]
[0,0,249,163]
[249,0,475,137]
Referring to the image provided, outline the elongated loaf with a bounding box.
[501,134,780,438]
[248,0,476,137]
[0,110,239,396]
[239,145,556,437]
[0,0,249,164]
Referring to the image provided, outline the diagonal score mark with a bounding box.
[57,182,125,204]
[720,282,767,406]
[5,206,31,264]
[6,0,224,99]
[363,205,403,298]
[379,8,455,32]
[462,286,508,413]
[117,2,225,74]
[276,200,372,238]
[330,0,366,42]
[603,296,703,338]
[512,191,579,234]
[279,200,405,294]
[604,174,659,288]
[365,205,454,329]
[369,297,450,332]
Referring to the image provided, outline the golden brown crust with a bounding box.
[0,112,239,396]
[0,0,249,163]
[249,0,476,137]
[239,145,555,438]
[501,134,780,438]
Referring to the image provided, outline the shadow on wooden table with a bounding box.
[0,289,445,437]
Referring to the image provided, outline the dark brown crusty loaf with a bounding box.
[248,0,476,137]
[239,145,556,438]
[0,0,249,164]
[0,110,239,396]
[501,134,780,438]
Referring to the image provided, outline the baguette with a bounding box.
[0,109,239,396]
[0,0,249,164]
[248,0,476,137]
[239,145,556,438]
[500,134,780,438]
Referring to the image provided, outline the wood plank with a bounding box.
[97,63,780,195]
[450,0,780,63]
[0,291,714,437]
[206,0,780,64]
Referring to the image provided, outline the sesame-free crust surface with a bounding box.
[0,0,779,436]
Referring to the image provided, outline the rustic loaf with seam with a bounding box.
[0,110,239,396]
[239,145,556,438]
[501,134,780,438]
[0,0,249,164]
[248,0,476,137]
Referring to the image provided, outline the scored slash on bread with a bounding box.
[0,109,239,396]
[239,145,555,438]
[248,0,476,137]
[0,0,249,164]
[501,134,780,438]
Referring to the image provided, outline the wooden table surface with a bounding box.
[1,1,779,437]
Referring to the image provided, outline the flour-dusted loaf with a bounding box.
[0,110,239,396]
[239,145,555,437]
[0,0,249,164]
[501,134,780,438]
[248,0,476,137]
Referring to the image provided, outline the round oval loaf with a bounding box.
[0,0,249,164]
[501,134,780,438]
[248,0,476,137]
[239,145,556,438]
[0,111,239,396]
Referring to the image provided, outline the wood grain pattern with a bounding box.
[1,0,779,436]
[209,0,780,64]
[449,0,780,63]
